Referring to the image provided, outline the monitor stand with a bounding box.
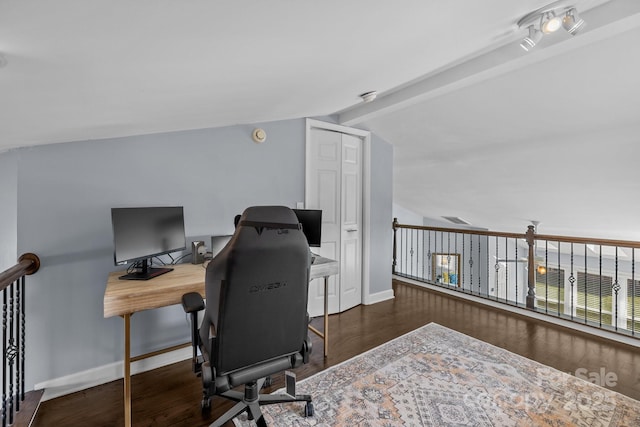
[118,259,173,280]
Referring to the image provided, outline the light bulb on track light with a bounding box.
[563,8,586,35]
[541,12,562,34]
[520,26,543,51]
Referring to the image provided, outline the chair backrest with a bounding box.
[205,206,311,375]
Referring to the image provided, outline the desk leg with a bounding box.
[323,276,329,358]
[307,276,330,357]
[123,313,132,427]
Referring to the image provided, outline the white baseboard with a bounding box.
[35,346,192,401]
[364,288,395,305]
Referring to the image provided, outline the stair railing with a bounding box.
[392,219,640,338]
[1,253,40,427]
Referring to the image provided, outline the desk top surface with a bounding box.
[104,256,338,318]
[309,255,339,279]
[104,263,206,318]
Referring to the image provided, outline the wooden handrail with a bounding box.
[393,222,640,249]
[0,253,40,293]
[393,222,525,240]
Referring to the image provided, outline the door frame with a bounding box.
[305,118,372,307]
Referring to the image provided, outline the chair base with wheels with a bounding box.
[204,376,313,427]
[183,291,314,426]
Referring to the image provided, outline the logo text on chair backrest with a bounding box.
[249,282,287,293]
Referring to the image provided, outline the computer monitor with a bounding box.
[111,206,187,280]
[293,209,322,248]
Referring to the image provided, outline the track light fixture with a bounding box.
[520,26,544,51]
[562,8,586,35]
[541,12,562,34]
[517,1,586,52]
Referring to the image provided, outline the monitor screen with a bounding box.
[111,206,186,271]
[293,209,322,248]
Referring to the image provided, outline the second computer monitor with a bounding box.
[293,209,322,248]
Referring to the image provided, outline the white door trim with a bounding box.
[305,118,372,308]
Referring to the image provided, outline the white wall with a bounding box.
[369,134,393,294]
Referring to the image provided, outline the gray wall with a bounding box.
[9,118,393,390]
[369,134,393,294]
[0,150,18,271]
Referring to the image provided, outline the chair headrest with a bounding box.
[237,206,301,232]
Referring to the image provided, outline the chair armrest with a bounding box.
[182,292,205,313]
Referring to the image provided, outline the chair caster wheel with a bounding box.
[263,376,273,388]
[201,397,211,410]
[304,402,314,417]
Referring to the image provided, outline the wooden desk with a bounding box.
[104,263,205,427]
[104,258,338,427]
[307,255,339,358]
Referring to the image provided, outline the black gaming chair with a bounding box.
[182,206,313,427]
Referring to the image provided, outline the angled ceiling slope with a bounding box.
[339,0,640,240]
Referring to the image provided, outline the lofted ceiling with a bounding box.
[1,0,639,240]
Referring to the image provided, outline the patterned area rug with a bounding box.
[234,323,640,426]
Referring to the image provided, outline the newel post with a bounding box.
[392,218,398,275]
[526,225,536,309]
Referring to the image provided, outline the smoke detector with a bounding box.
[359,91,377,103]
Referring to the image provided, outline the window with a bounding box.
[577,272,612,324]
[535,267,564,312]
[628,278,640,332]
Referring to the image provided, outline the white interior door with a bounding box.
[307,128,341,316]
[340,133,362,312]
[306,127,362,316]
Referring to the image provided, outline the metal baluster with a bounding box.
[8,283,14,425]
[632,249,636,335]
[515,240,519,307]
[613,247,620,331]
[421,230,425,280]
[3,286,7,427]
[585,244,589,325]
[557,242,561,317]
[478,235,482,295]
[411,230,420,277]
[15,278,21,413]
[427,231,432,281]
[454,233,458,285]
[440,231,444,281]
[504,237,508,303]
[485,235,489,296]
[599,245,603,327]
[469,234,473,291]
[462,234,466,290]
[20,276,26,401]
[409,229,414,277]
[584,244,602,326]
[494,237,500,301]
[569,243,575,320]
[447,233,451,285]
[474,234,478,293]
[404,228,408,276]
[584,244,589,325]
[544,241,548,313]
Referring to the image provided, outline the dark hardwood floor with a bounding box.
[33,280,640,426]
